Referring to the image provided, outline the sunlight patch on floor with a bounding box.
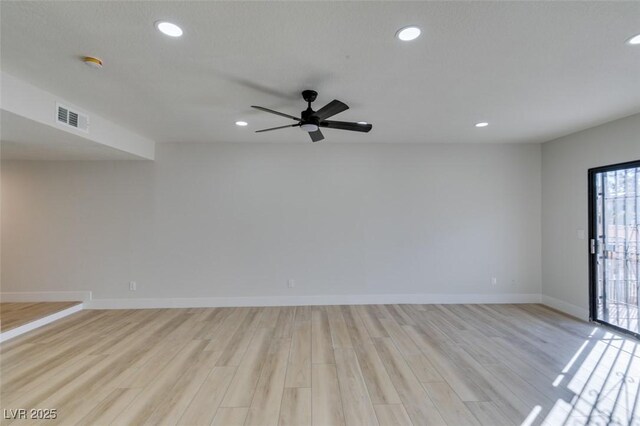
[522,405,542,426]
[541,329,640,425]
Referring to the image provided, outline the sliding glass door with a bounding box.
[590,161,640,337]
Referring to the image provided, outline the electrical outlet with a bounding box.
[491,277,497,286]
[129,281,137,291]
[287,279,295,288]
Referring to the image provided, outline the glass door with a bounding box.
[590,161,640,337]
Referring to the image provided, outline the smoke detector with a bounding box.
[83,56,103,69]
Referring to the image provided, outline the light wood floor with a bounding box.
[1,304,639,425]
[0,302,81,331]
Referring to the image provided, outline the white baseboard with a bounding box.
[541,295,589,321]
[0,303,84,343]
[86,293,542,310]
[0,291,92,303]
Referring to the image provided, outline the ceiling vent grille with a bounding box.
[56,103,89,133]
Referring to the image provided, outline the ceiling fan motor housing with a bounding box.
[301,108,319,124]
[301,90,320,130]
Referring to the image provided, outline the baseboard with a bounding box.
[541,295,589,321]
[86,293,542,309]
[0,303,84,343]
[0,291,92,303]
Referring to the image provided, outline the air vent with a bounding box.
[56,103,89,133]
[57,106,68,123]
[69,111,78,127]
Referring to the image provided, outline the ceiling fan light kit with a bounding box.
[251,90,372,142]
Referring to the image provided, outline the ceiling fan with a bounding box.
[252,90,372,142]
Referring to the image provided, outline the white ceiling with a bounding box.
[1,1,639,145]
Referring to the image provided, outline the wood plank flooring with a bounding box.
[0,302,81,331]
[1,304,639,425]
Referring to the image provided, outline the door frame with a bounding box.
[588,159,640,338]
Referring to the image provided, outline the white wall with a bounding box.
[1,142,542,307]
[541,113,640,320]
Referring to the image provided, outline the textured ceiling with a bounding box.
[1,1,640,144]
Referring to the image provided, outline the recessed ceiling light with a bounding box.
[235,121,248,127]
[475,122,489,128]
[396,26,421,41]
[626,33,640,45]
[155,21,183,37]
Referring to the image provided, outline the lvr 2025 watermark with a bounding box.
[3,409,58,420]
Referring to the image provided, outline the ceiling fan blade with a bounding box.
[320,120,372,132]
[313,100,349,121]
[251,106,301,121]
[255,124,300,133]
[309,129,324,142]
